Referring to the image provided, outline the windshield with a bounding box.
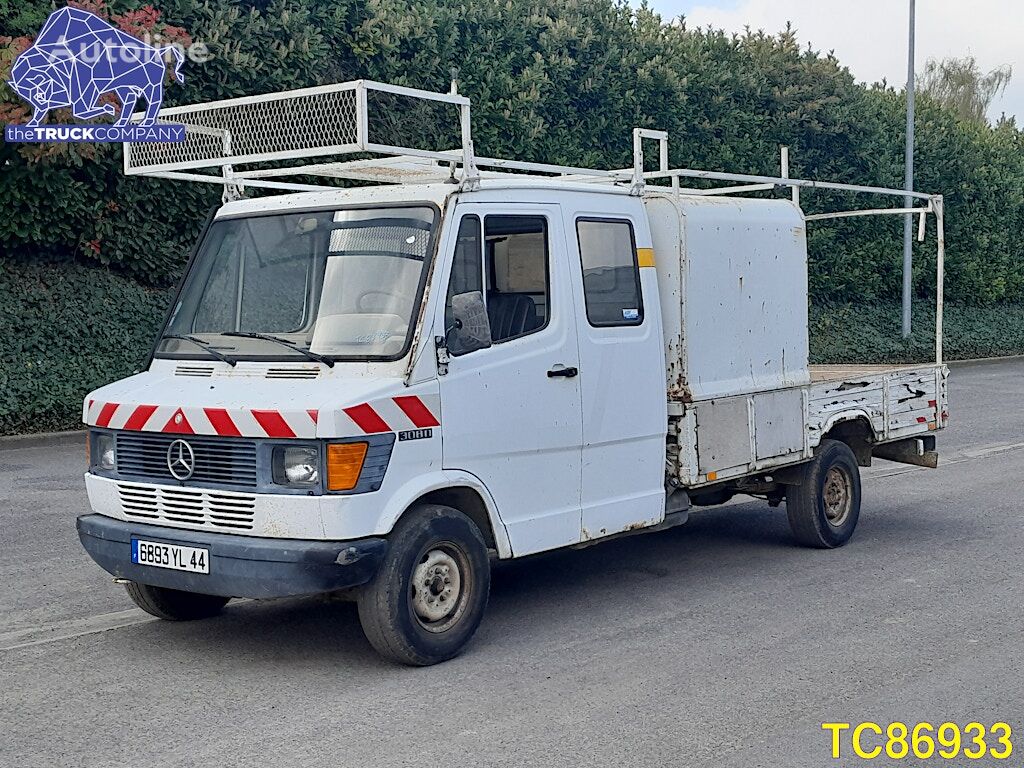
[158,206,437,362]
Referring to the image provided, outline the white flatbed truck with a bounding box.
[78,80,948,664]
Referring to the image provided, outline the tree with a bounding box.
[917,55,1012,124]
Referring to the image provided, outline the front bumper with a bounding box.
[77,514,387,599]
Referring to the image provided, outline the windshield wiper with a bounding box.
[222,331,335,368]
[161,334,238,367]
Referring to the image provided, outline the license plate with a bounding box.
[131,538,209,574]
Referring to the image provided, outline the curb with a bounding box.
[946,354,1024,366]
[0,429,85,448]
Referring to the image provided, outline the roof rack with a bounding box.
[124,79,945,364]
[124,77,939,206]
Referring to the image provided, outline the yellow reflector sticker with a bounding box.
[327,442,369,491]
[707,471,718,481]
[636,248,655,268]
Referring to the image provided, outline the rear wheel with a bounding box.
[125,582,230,620]
[785,439,861,548]
[357,504,490,666]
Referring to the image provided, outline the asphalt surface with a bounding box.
[2,358,1023,767]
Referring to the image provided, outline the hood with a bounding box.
[83,362,440,440]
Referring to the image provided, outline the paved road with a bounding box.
[2,359,1022,767]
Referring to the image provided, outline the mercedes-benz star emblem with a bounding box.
[166,439,195,481]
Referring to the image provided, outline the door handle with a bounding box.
[547,366,578,378]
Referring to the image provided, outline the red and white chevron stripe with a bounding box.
[84,401,320,439]
[338,395,441,435]
[83,394,441,439]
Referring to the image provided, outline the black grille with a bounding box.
[115,433,258,487]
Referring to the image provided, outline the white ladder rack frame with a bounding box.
[122,80,946,366]
[123,79,479,192]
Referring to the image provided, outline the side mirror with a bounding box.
[448,291,491,355]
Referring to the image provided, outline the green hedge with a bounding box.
[810,301,1024,364]
[0,263,172,435]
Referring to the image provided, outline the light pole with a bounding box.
[902,0,916,338]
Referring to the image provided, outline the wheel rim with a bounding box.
[410,543,469,633]
[822,465,853,526]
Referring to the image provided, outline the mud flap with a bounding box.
[872,435,938,468]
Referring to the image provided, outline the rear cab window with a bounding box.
[575,218,643,327]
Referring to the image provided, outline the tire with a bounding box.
[357,504,490,666]
[785,439,861,548]
[125,582,230,621]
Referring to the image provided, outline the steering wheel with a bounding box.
[357,289,406,313]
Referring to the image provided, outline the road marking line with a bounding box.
[0,598,254,653]
[0,608,156,652]
[866,440,1024,479]
[960,440,1024,458]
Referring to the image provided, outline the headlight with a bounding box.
[272,446,320,486]
[93,433,115,471]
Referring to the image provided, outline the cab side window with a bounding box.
[576,218,643,327]
[445,216,484,320]
[444,216,484,357]
[484,215,549,342]
[444,214,551,355]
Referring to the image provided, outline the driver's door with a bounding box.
[435,203,584,556]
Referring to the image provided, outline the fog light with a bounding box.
[273,446,320,486]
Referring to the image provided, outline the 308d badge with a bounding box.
[398,429,433,441]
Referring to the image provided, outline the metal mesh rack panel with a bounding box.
[125,83,361,174]
[123,80,471,181]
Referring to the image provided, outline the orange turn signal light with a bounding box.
[326,442,368,491]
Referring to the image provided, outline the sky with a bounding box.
[643,0,1021,122]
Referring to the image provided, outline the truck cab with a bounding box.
[79,181,671,652]
[77,80,948,665]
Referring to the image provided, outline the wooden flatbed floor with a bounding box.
[809,363,932,382]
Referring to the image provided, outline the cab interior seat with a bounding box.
[486,292,541,341]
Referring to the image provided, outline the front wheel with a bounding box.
[357,504,490,665]
[125,582,230,620]
[785,439,861,548]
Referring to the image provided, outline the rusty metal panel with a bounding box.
[677,197,809,400]
[753,389,804,460]
[695,396,752,474]
[644,195,688,400]
[805,364,945,449]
